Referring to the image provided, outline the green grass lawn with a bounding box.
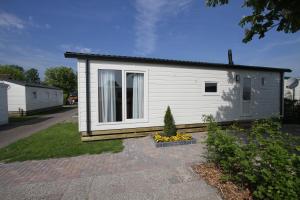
[0,123,124,163]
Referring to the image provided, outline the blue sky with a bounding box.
[0,0,299,78]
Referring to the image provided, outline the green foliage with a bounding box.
[63,93,69,105]
[206,0,300,43]
[0,123,124,162]
[24,68,40,83]
[284,98,300,124]
[163,106,177,137]
[0,65,41,84]
[44,66,77,96]
[204,115,300,200]
[0,64,25,80]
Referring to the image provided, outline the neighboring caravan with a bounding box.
[284,77,300,101]
[0,80,63,115]
[65,52,291,141]
[0,83,9,125]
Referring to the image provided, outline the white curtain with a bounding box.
[132,73,144,118]
[100,70,116,122]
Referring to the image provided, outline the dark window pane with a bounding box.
[261,77,265,86]
[243,78,251,101]
[205,82,217,93]
[98,69,122,122]
[127,73,133,119]
[127,73,144,119]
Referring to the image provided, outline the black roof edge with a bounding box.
[64,52,292,73]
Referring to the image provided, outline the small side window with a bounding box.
[33,91,37,99]
[261,77,265,86]
[205,82,217,93]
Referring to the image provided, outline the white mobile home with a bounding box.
[65,52,291,141]
[284,77,300,100]
[0,83,9,125]
[0,80,63,115]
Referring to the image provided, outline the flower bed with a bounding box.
[153,133,196,147]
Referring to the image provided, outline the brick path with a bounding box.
[0,133,221,200]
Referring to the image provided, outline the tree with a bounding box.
[24,68,40,83]
[0,64,25,80]
[206,0,300,42]
[163,106,177,137]
[44,66,76,98]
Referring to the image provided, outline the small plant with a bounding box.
[163,106,177,136]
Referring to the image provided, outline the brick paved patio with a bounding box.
[0,133,221,200]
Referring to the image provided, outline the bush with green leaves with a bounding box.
[163,106,177,137]
[203,115,300,200]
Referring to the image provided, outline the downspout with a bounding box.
[86,59,91,135]
[279,72,284,117]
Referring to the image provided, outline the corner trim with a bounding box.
[279,72,284,116]
[86,59,91,135]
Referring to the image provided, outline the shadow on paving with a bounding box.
[33,106,77,115]
[0,117,53,132]
[0,106,77,132]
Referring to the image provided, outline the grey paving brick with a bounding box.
[0,133,221,200]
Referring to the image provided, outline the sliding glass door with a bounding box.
[126,72,144,119]
[98,69,122,122]
[98,69,145,123]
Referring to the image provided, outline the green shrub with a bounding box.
[63,93,68,105]
[203,115,300,200]
[163,106,177,137]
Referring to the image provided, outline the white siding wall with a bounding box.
[78,60,86,132]
[78,60,281,132]
[284,78,300,100]
[25,87,63,111]
[0,83,9,125]
[2,81,26,112]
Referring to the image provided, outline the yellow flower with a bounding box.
[153,132,192,143]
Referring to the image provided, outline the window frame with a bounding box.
[124,70,147,123]
[261,76,266,88]
[32,91,37,99]
[203,81,219,96]
[97,69,123,124]
[96,67,148,126]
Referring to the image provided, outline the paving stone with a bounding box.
[61,177,93,200]
[0,132,221,200]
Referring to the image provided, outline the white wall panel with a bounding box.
[77,60,281,132]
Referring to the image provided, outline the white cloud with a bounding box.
[28,16,52,29]
[60,44,93,53]
[0,43,72,79]
[134,0,193,55]
[260,37,300,52]
[45,24,51,29]
[0,12,25,29]
[0,12,52,31]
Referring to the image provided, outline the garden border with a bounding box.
[154,138,197,147]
